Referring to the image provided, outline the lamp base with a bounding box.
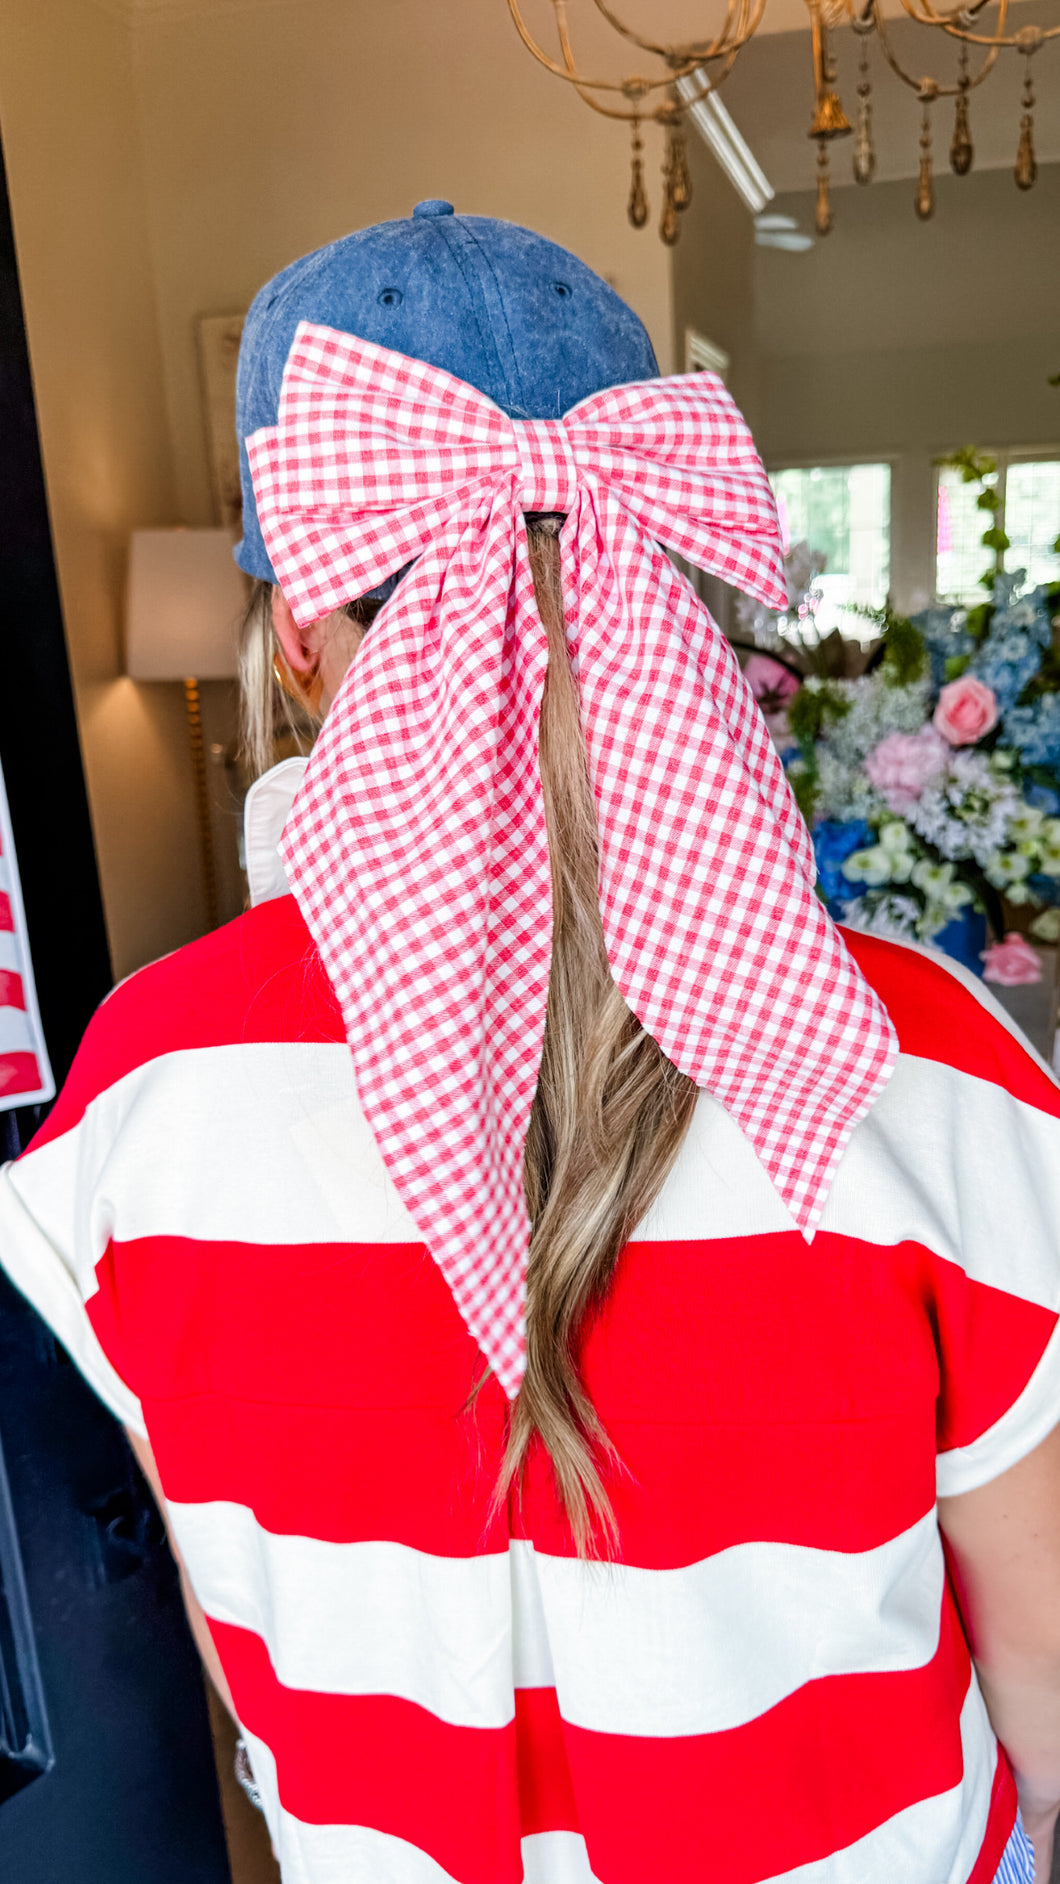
[184,676,219,932]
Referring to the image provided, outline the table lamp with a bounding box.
[125,528,246,929]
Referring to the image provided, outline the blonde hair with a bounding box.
[240,525,699,1554]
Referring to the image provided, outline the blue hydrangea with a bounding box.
[912,604,974,691]
[812,818,876,911]
[1025,783,1060,815]
[1005,693,1060,769]
[969,583,1053,712]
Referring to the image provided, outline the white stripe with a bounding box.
[519,1834,602,1883]
[238,1678,998,1884]
[0,930,21,975]
[0,1005,34,1054]
[7,1043,421,1258]
[0,1167,145,1433]
[170,1502,944,1738]
[171,1502,516,1730]
[639,1053,1060,1313]
[14,1035,1060,1307]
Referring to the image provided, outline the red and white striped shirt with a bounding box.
[2,894,1059,1884]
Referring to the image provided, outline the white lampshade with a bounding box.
[125,528,247,680]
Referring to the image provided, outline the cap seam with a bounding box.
[456,221,530,419]
[433,219,514,413]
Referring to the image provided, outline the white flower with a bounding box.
[842,846,893,887]
[1031,908,1060,942]
[910,750,1022,867]
[877,821,916,882]
[1009,808,1046,843]
[910,859,973,912]
[984,849,1033,888]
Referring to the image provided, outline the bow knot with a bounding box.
[512,417,579,511]
[248,323,897,1398]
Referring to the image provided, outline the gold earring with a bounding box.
[272,650,324,715]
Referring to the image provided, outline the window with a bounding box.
[936,454,1060,604]
[769,463,891,639]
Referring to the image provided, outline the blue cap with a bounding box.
[235,204,658,584]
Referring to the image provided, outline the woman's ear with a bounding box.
[271,588,325,675]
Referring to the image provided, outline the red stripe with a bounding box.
[843,927,1060,1120]
[87,1231,1051,1562]
[211,1621,524,1884]
[0,968,25,1009]
[0,1052,43,1098]
[32,903,1055,1158]
[0,891,13,932]
[515,1689,579,1838]
[965,1748,1017,1884]
[28,897,341,1150]
[210,1598,975,1884]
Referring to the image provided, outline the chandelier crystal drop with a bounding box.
[506,0,1057,240]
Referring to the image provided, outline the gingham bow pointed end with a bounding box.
[248,323,897,1398]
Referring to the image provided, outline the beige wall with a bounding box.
[0,0,674,977]
[752,163,1060,608]
[131,0,674,530]
[670,123,760,427]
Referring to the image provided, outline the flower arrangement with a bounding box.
[746,455,1060,976]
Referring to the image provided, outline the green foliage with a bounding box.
[934,446,998,484]
[976,487,1002,512]
[980,526,1010,554]
[965,601,994,641]
[788,681,850,752]
[878,612,928,686]
[944,654,970,681]
[788,761,820,824]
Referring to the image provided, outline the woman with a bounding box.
[2,203,1060,1884]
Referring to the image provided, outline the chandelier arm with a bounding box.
[872,2,1000,93]
[897,0,1057,44]
[936,18,1059,46]
[589,0,746,63]
[505,0,714,98]
[556,0,729,92]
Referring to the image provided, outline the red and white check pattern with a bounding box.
[248,324,898,1394]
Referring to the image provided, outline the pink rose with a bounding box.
[744,654,801,712]
[933,676,998,747]
[981,932,1042,986]
[863,726,949,814]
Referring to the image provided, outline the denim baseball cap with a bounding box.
[235,201,659,585]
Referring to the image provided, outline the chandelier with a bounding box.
[506,0,1057,238]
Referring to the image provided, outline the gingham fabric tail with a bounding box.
[248,324,897,1395]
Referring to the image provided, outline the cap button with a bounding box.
[412,199,455,219]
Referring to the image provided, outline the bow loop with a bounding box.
[250,326,897,1397]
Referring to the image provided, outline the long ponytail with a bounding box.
[239,523,700,1556]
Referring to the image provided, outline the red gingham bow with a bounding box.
[248,323,897,1397]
